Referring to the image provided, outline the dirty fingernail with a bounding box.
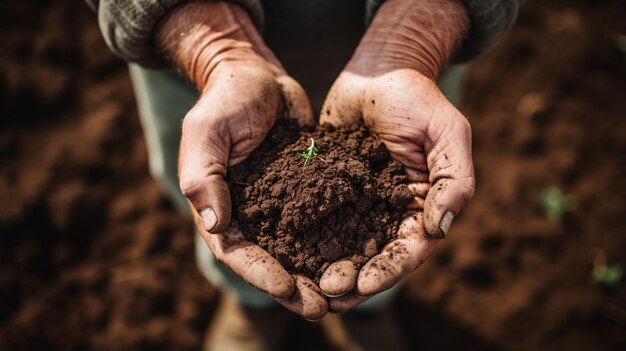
[200,208,217,232]
[322,291,348,298]
[437,210,455,238]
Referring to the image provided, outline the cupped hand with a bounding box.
[156,0,327,319]
[315,0,474,311]
[322,69,475,238]
[318,69,473,311]
[182,61,328,320]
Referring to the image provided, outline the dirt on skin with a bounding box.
[1,0,626,351]
[228,122,414,282]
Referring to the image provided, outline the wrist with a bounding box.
[155,1,283,91]
[347,0,469,80]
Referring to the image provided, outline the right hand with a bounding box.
[156,1,327,320]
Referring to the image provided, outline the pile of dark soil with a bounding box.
[229,122,413,282]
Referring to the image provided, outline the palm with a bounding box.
[319,68,474,311]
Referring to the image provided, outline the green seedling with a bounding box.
[538,187,574,223]
[592,249,623,288]
[298,137,319,166]
[593,265,624,288]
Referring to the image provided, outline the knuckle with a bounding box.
[179,177,203,200]
[182,111,219,132]
[275,75,300,92]
[182,109,203,129]
[182,102,230,131]
[458,115,472,133]
[467,178,476,200]
[461,176,476,202]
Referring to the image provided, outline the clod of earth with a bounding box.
[227,120,414,282]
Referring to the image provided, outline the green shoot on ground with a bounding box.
[298,137,319,166]
[592,249,623,288]
[539,187,574,223]
[593,265,623,287]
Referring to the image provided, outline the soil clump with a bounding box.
[228,122,414,282]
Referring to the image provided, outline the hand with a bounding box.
[156,1,327,319]
[317,0,475,311]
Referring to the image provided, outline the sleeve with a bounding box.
[365,0,523,64]
[85,0,265,68]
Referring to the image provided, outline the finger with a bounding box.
[319,259,357,297]
[355,213,437,296]
[424,178,473,238]
[179,111,231,233]
[196,216,296,299]
[406,197,425,210]
[319,72,363,126]
[408,182,431,198]
[181,173,231,234]
[405,167,430,182]
[276,75,314,127]
[277,275,329,321]
[406,182,430,210]
[329,293,370,314]
[424,110,475,239]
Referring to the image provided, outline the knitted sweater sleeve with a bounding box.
[84,0,264,68]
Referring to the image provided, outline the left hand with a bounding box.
[317,0,475,312]
[319,67,474,312]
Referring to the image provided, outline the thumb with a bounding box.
[178,112,232,234]
[424,105,475,239]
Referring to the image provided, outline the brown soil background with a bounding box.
[1,1,625,350]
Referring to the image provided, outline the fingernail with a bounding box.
[304,317,323,322]
[437,210,455,238]
[200,208,217,232]
[322,292,348,298]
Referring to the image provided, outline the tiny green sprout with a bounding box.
[298,137,319,166]
[592,249,623,288]
[593,265,624,288]
[539,187,574,223]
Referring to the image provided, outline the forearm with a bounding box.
[155,0,282,90]
[349,0,469,80]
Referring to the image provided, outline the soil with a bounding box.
[1,1,625,351]
[229,122,413,282]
